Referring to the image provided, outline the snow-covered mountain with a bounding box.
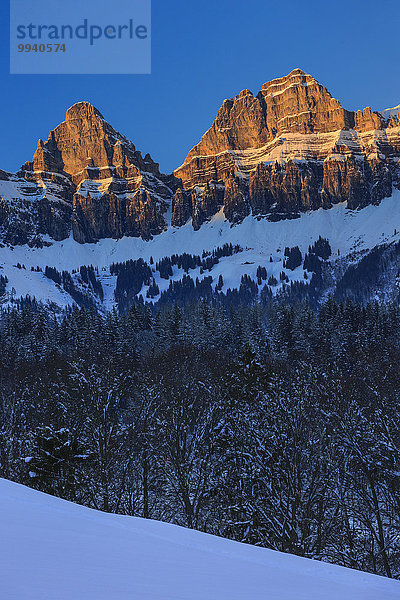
[173,68,400,226]
[0,69,400,310]
[380,104,400,122]
[1,478,398,600]
[1,190,400,310]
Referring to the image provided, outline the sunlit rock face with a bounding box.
[9,101,173,244]
[0,73,400,246]
[174,69,400,225]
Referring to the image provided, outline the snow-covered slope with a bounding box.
[0,478,398,600]
[1,189,400,309]
[380,104,400,121]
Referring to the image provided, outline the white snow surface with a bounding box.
[0,478,398,600]
[380,104,400,120]
[1,189,400,308]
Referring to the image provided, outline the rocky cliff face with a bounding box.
[0,102,173,245]
[174,68,400,227]
[0,173,73,246]
[0,74,399,246]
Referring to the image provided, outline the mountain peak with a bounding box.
[289,67,306,75]
[261,68,317,90]
[173,69,398,229]
[262,67,308,85]
[65,101,104,122]
[177,69,353,178]
[21,100,161,183]
[14,99,172,245]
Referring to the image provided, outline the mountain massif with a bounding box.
[0,68,399,309]
[1,68,399,246]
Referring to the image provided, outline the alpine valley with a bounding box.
[1,67,400,311]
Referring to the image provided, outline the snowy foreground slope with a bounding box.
[1,479,399,600]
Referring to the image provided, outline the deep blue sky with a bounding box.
[1,0,399,174]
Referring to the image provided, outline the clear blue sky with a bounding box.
[1,0,399,174]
